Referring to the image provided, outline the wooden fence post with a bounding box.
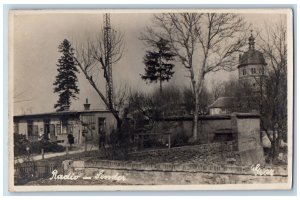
[168,134,171,149]
[66,146,69,155]
[85,134,87,152]
[41,148,44,160]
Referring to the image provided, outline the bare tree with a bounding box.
[141,13,248,141]
[257,19,288,161]
[183,85,211,115]
[114,82,131,116]
[73,25,125,128]
[210,80,225,101]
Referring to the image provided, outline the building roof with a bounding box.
[238,33,266,68]
[209,97,236,109]
[238,49,266,67]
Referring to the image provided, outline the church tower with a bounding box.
[238,31,267,92]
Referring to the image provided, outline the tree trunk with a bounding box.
[117,118,122,129]
[192,91,199,141]
[159,80,162,94]
[76,61,122,131]
[273,130,280,159]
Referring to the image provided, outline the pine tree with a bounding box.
[53,39,80,111]
[141,38,175,92]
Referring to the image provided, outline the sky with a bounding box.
[11,10,287,115]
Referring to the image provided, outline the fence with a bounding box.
[14,160,63,185]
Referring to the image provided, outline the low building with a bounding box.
[209,97,236,115]
[13,100,117,146]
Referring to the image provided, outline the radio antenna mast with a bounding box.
[103,13,114,109]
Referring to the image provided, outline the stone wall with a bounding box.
[156,113,265,165]
[156,115,232,143]
[235,117,265,165]
[62,159,287,185]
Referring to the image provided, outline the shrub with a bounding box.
[43,140,65,152]
[171,132,189,147]
[143,135,165,148]
[105,128,131,160]
[14,133,65,156]
[14,133,30,157]
[30,139,65,154]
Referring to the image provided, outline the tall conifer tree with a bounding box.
[53,39,80,111]
[141,38,175,92]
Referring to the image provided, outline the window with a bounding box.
[242,69,246,76]
[61,120,68,134]
[27,120,38,141]
[56,124,61,135]
[62,124,68,134]
[251,68,257,74]
[49,124,56,139]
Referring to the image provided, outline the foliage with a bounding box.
[74,22,125,128]
[258,20,288,151]
[105,129,131,160]
[141,38,175,92]
[128,86,184,125]
[183,86,211,115]
[141,13,248,141]
[14,133,30,157]
[14,133,65,157]
[171,132,190,147]
[53,39,80,111]
[143,135,165,148]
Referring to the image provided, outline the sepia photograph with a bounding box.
[8,9,293,191]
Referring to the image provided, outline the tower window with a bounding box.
[251,68,257,74]
[242,69,246,76]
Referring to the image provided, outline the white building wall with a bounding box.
[18,120,27,137]
[33,120,44,138]
[14,111,117,146]
[210,108,222,115]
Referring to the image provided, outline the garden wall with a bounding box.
[155,115,232,143]
[156,113,265,165]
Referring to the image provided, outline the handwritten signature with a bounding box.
[251,164,274,176]
[49,169,126,181]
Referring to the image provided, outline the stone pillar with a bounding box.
[235,113,265,165]
[230,113,238,151]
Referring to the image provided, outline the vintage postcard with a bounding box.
[8,8,293,192]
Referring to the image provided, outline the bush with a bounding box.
[143,135,165,148]
[14,133,65,156]
[171,132,189,147]
[30,139,65,154]
[14,133,30,157]
[105,129,130,160]
[43,140,65,152]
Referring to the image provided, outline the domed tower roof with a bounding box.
[238,31,267,68]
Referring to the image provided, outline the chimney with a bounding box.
[84,98,91,110]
